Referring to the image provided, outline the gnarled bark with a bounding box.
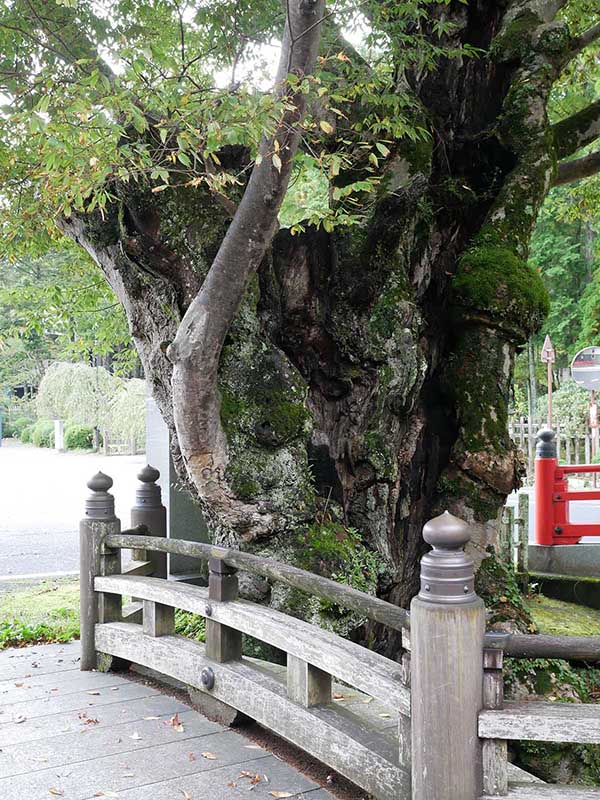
[59,0,600,656]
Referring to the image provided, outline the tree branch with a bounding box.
[553,99,600,159]
[570,21,600,58]
[552,149,600,186]
[168,0,325,536]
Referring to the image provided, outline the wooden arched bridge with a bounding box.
[3,464,600,800]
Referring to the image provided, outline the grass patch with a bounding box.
[0,579,80,649]
[528,593,600,637]
[0,579,208,650]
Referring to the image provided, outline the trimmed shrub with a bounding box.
[20,424,34,443]
[32,420,55,448]
[12,416,33,437]
[64,424,95,451]
[1,420,16,438]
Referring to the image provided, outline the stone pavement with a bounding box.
[0,641,334,800]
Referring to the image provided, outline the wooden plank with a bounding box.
[104,534,410,632]
[479,701,600,744]
[482,739,508,796]
[122,560,154,577]
[95,575,410,716]
[287,655,332,706]
[490,633,600,661]
[95,621,409,800]
[481,785,600,799]
[143,600,174,637]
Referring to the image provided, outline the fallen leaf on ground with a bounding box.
[143,716,159,720]
[14,715,26,724]
[48,790,64,797]
[269,793,294,798]
[239,772,262,785]
[87,691,101,696]
[179,790,192,800]
[130,732,142,740]
[379,713,392,718]
[166,713,184,732]
[85,718,100,725]
[188,753,196,761]
[200,752,217,760]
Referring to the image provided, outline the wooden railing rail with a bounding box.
[109,532,599,662]
[104,531,411,632]
[485,631,600,661]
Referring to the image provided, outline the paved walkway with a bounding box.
[0,641,333,800]
[0,441,144,584]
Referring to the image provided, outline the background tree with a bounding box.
[2,1,600,647]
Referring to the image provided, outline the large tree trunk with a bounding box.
[61,1,581,655]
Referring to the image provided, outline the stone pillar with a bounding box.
[145,394,209,579]
[130,465,167,578]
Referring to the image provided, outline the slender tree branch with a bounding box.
[168,0,326,534]
[570,21,600,58]
[553,149,600,186]
[553,99,600,159]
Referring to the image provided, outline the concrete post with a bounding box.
[410,512,485,800]
[54,420,65,452]
[79,472,121,671]
[130,465,167,578]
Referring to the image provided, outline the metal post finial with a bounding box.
[419,511,476,604]
[536,427,556,459]
[85,471,115,519]
[134,464,162,509]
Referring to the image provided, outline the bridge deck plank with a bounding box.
[0,641,336,800]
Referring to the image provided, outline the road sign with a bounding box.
[541,335,555,426]
[541,334,555,364]
[571,346,600,390]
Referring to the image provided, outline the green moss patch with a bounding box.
[451,239,549,336]
[529,594,600,637]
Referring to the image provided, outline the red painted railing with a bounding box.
[535,428,600,544]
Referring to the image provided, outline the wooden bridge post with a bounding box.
[410,512,485,800]
[130,465,167,578]
[80,472,121,671]
[205,557,242,662]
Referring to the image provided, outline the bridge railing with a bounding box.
[80,467,600,800]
